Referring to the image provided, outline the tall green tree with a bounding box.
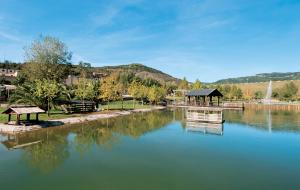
[35,79,61,116]
[22,35,72,82]
[280,82,298,100]
[178,77,189,90]
[75,78,98,102]
[192,79,202,89]
[128,80,141,108]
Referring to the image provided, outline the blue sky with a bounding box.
[0,0,300,82]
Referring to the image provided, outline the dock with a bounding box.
[185,107,225,124]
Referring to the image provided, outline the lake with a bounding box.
[0,108,300,190]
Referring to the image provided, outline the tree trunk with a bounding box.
[82,98,85,112]
[47,98,50,117]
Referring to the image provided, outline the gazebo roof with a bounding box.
[186,89,223,97]
[2,106,45,115]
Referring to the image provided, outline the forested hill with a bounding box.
[0,61,180,84]
[215,72,300,84]
[93,63,180,84]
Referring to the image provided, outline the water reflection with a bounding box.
[224,109,300,132]
[1,110,176,173]
[268,109,272,133]
[1,108,300,174]
[185,122,223,135]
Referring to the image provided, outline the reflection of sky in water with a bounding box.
[0,109,300,190]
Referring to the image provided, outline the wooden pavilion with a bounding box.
[2,106,45,125]
[186,89,223,106]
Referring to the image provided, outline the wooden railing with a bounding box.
[186,108,223,124]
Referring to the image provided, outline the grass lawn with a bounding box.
[0,100,152,123]
[99,100,151,110]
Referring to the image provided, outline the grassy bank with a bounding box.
[99,100,151,110]
[0,100,151,123]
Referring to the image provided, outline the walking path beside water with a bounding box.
[0,107,165,134]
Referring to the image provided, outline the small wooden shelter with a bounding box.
[2,106,45,125]
[186,89,223,106]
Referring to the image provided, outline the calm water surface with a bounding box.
[0,109,300,190]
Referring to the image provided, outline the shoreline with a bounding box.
[0,106,166,135]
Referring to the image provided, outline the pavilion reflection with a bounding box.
[185,121,224,136]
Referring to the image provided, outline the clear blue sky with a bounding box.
[0,0,300,82]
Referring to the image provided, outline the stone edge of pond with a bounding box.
[0,106,166,135]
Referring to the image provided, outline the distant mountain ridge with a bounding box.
[215,72,300,84]
[93,63,180,84]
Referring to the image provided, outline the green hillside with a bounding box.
[92,63,180,84]
[215,72,300,84]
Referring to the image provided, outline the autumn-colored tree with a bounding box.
[100,73,122,110]
[128,80,141,108]
[147,86,167,104]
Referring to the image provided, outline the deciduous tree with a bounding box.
[22,35,72,82]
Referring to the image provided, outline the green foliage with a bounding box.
[74,61,92,78]
[10,79,68,115]
[118,71,135,89]
[219,85,243,100]
[147,86,167,104]
[35,79,61,115]
[0,60,22,70]
[277,82,299,100]
[100,73,122,102]
[22,35,72,82]
[142,77,161,87]
[9,82,47,109]
[192,79,202,89]
[92,63,179,86]
[128,80,141,99]
[128,80,149,102]
[164,82,177,94]
[254,91,263,99]
[75,78,99,101]
[216,72,300,84]
[178,77,189,90]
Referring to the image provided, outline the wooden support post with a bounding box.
[217,96,220,106]
[16,114,20,125]
[8,114,11,122]
[26,113,30,121]
[36,113,39,121]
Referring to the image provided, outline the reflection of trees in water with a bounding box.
[12,110,174,173]
[71,110,174,151]
[224,109,300,132]
[22,130,69,174]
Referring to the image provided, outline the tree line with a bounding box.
[8,36,170,115]
[4,35,299,115]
